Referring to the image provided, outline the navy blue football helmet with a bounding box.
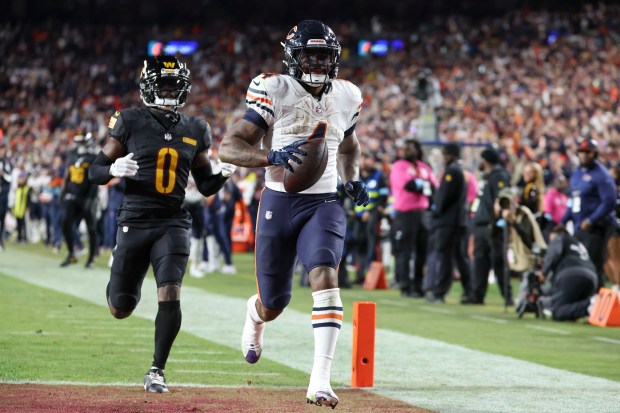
[139,56,191,108]
[282,20,341,87]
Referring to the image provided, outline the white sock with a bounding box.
[247,294,265,324]
[309,288,342,390]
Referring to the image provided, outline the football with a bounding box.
[283,138,328,193]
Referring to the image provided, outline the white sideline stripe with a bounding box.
[173,350,227,355]
[418,305,454,315]
[3,250,620,413]
[376,300,410,307]
[47,314,102,320]
[470,315,508,324]
[593,336,620,345]
[175,369,280,376]
[69,325,153,332]
[525,325,570,335]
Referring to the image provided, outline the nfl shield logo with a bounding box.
[265,211,272,220]
[164,133,172,141]
[315,105,323,114]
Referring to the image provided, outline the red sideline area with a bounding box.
[0,384,433,413]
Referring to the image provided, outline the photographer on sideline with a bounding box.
[497,188,548,272]
[495,188,547,308]
[537,225,597,321]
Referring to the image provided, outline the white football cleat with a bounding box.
[241,295,265,364]
[222,264,236,274]
[189,266,205,278]
[306,385,339,409]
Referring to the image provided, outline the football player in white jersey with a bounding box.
[219,19,369,409]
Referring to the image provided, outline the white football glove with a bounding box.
[219,161,237,178]
[109,153,139,177]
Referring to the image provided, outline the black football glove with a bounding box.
[267,140,308,173]
[345,180,370,207]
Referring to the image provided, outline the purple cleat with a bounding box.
[241,295,265,364]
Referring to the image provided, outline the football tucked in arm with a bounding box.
[283,138,328,193]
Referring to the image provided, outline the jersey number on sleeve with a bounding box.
[155,148,179,194]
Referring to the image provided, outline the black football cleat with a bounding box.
[60,256,77,267]
[144,368,169,393]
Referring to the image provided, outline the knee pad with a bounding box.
[309,248,338,269]
[110,293,139,313]
[108,280,140,312]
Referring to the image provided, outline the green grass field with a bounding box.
[2,242,620,412]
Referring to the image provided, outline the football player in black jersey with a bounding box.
[88,55,235,393]
[60,132,98,268]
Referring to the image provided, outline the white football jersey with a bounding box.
[245,74,363,193]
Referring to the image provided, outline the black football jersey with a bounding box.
[108,107,210,227]
[65,150,98,198]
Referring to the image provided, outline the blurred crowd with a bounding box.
[1,3,620,311]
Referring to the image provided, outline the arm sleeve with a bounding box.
[88,151,113,185]
[587,170,617,224]
[541,236,563,276]
[344,84,363,137]
[244,74,275,131]
[192,163,228,197]
[197,121,212,153]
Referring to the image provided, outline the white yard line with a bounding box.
[175,369,281,376]
[173,350,227,355]
[67,324,153,331]
[418,305,455,315]
[525,325,570,335]
[593,336,620,345]
[3,249,620,413]
[167,359,246,364]
[376,299,410,307]
[470,315,508,324]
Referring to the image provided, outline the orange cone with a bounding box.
[588,288,620,327]
[363,262,387,290]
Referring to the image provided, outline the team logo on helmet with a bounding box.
[286,26,297,39]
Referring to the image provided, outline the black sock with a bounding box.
[152,300,181,370]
